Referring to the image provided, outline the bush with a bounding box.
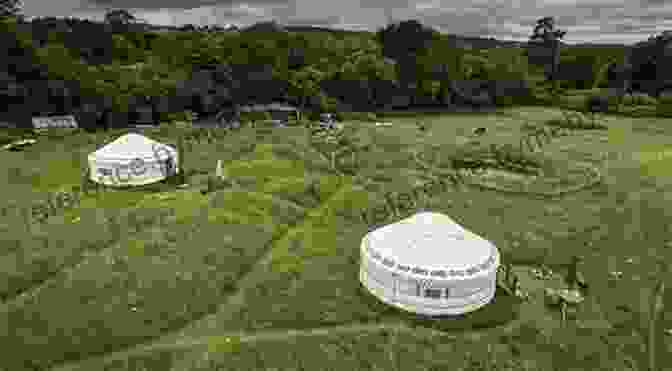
[631,92,658,106]
[560,94,587,110]
[592,61,613,89]
[657,92,672,105]
[656,103,672,117]
[339,111,377,122]
[162,111,193,124]
[494,95,516,107]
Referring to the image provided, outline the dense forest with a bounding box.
[0,6,669,131]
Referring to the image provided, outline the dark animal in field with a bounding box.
[585,95,610,126]
[473,127,487,136]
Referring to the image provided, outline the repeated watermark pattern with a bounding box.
[358,167,484,228]
[352,124,569,228]
[0,189,82,224]
[2,121,565,227]
[95,143,177,185]
[517,124,566,154]
[0,187,175,226]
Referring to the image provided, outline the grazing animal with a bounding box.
[473,127,487,136]
[586,95,610,126]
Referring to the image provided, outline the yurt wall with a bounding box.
[450,275,492,297]
[361,257,395,298]
[395,273,418,297]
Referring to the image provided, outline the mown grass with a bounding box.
[2,102,672,371]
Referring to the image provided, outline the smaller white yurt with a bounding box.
[88,133,179,187]
[359,212,500,316]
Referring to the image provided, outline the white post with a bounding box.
[216,159,223,179]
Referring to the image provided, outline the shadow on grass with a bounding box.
[355,284,522,333]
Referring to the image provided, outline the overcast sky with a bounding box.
[20,0,672,45]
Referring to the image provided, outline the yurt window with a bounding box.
[431,270,447,278]
[412,267,428,275]
[98,168,112,176]
[466,266,479,275]
[425,288,442,299]
[397,264,410,272]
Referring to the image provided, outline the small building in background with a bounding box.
[222,103,301,127]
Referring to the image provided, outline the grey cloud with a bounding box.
[83,0,288,10]
[213,6,269,18]
[22,0,672,44]
[283,15,344,26]
[640,0,669,5]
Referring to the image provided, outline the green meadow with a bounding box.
[0,104,671,371]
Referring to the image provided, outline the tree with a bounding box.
[375,19,438,88]
[287,65,324,111]
[180,24,196,32]
[529,16,566,89]
[0,0,22,18]
[105,9,137,25]
[375,19,437,60]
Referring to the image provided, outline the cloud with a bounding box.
[21,0,672,44]
[81,0,288,11]
[282,15,344,26]
[640,0,668,5]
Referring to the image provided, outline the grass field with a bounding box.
[0,104,671,371]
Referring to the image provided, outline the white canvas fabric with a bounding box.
[88,133,179,186]
[359,211,500,316]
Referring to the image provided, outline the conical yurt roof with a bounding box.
[89,133,175,161]
[364,212,499,279]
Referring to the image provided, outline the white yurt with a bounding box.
[88,133,179,187]
[359,211,500,316]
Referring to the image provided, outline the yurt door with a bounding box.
[391,273,399,300]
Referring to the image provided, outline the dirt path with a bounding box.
[54,302,533,371]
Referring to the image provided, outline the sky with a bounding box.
[19,0,672,45]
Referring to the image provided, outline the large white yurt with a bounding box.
[88,133,179,187]
[359,211,500,316]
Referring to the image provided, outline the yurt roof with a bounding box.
[88,133,176,161]
[363,212,499,280]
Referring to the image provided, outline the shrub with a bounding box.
[631,92,658,106]
[657,92,672,105]
[656,102,672,117]
[339,111,377,122]
[162,111,193,124]
[562,95,587,110]
[494,95,516,107]
[592,61,613,89]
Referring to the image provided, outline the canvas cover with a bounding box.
[365,212,499,279]
[88,133,179,186]
[359,212,500,315]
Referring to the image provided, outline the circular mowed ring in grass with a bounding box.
[413,146,602,197]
